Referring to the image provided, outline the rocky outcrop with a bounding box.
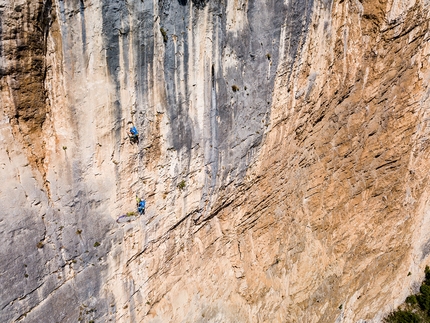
[0,0,429,322]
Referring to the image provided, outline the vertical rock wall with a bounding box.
[0,0,430,322]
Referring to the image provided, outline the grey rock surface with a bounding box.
[1,0,430,322]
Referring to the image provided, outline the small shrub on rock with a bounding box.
[406,295,418,305]
[384,310,421,323]
[384,266,430,322]
[177,180,186,190]
[160,28,168,43]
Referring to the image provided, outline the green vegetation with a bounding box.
[177,180,186,190]
[385,310,421,323]
[93,242,100,247]
[36,241,44,249]
[407,295,418,305]
[160,27,168,43]
[384,267,430,322]
[76,229,82,235]
[232,85,239,92]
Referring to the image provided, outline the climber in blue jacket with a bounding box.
[137,200,146,215]
[129,126,139,143]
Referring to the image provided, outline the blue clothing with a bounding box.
[130,126,138,136]
[137,200,146,214]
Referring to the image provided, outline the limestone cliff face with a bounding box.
[1,0,430,322]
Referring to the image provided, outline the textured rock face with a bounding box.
[1,0,430,322]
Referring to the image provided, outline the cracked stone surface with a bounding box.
[1,0,430,322]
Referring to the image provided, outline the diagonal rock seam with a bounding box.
[1,0,430,322]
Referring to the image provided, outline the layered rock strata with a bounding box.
[1,0,430,322]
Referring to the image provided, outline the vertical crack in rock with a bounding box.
[209,63,218,194]
[79,0,86,56]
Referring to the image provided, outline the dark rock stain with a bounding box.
[154,0,289,186]
[133,8,155,135]
[215,0,287,179]
[422,238,430,260]
[57,0,68,57]
[2,0,54,179]
[100,0,131,139]
[39,0,52,46]
[79,0,87,55]
[160,3,192,153]
[283,0,314,83]
[177,0,207,9]
[0,12,3,72]
[192,0,209,10]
